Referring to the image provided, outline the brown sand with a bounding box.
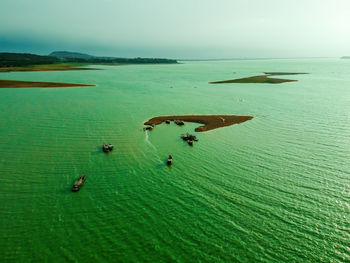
[263,72,308,76]
[0,80,95,88]
[209,72,307,84]
[144,115,253,132]
[0,64,99,72]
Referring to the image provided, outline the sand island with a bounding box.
[0,80,95,88]
[144,115,253,132]
[210,72,307,84]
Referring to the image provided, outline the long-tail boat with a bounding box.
[72,174,86,192]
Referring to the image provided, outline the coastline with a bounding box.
[0,63,99,72]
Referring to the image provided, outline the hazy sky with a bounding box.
[1,0,350,58]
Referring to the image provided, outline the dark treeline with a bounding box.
[63,57,177,64]
[0,52,178,67]
[0,53,59,67]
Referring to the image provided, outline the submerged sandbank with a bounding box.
[0,80,95,88]
[144,115,253,132]
[210,72,307,84]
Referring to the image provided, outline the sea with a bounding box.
[0,59,349,262]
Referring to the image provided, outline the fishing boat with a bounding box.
[174,120,184,126]
[181,133,198,141]
[143,125,154,131]
[188,140,193,146]
[102,144,109,153]
[72,174,86,192]
[181,133,190,141]
[167,155,173,165]
[108,144,114,151]
[189,134,198,141]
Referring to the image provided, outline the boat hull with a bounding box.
[72,174,86,192]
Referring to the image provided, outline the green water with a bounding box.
[0,59,350,262]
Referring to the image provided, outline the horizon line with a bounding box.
[0,50,343,61]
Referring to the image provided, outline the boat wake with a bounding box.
[144,131,162,164]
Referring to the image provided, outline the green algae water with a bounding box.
[0,59,350,262]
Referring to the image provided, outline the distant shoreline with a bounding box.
[0,80,95,88]
[0,63,99,72]
[145,115,253,132]
[0,52,178,72]
[0,62,178,73]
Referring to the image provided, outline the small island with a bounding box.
[210,72,307,84]
[0,80,95,88]
[144,115,253,132]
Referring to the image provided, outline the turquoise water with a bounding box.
[0,59,350,262]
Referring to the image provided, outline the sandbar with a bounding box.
[209,72,307,84]
[0,80,95,88]
[144,115,253,132]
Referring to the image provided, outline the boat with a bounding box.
[167,155,173,165]
[72,174,86,192]
[191,136,198,141]
[174,120,184,126]
[103,144,109,153]
[181,133,198,142]
[188,140,193,146]
[143,125,154,131]
[188,134,198,141]
[181,133,190,141]
[165,120,171,124]
[108,144,114,151]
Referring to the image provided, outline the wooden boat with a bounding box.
[189,134,198,141]
[72,174,86,192]
[167,155,173,165]
[174,120,184,126]
[181,133,190,141]
[103,144,109,152]
[181,133,198,142]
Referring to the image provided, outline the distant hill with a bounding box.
[49,51,95,60]
[341,56,350,59]
[0,52,59,67]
